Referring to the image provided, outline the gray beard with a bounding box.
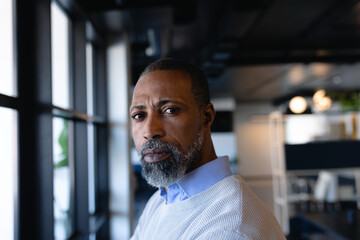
[139,132,203,188]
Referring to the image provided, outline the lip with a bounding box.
[142,148,172,163]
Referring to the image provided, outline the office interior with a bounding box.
[1,0,360,239]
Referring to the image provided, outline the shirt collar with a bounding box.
[160,156,232,204]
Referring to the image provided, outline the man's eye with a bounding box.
[164,108,178,114]
[132,113,145,120]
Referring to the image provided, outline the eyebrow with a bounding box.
[130,99,186,112]
[130,105,146,112]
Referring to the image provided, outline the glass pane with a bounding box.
[86,43,94,115]
[51,2,70,109]
[0,107,17,240]
[53,117,72,239]
[89,233,96,240]
[88,124,96,213]
[0,0,15,96]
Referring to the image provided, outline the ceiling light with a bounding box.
[311,63,332,79]
[313,89,332,112]
[289,96,307,114]
[316,96,332,112]
[288,65,305,85]
[313,89,326,104]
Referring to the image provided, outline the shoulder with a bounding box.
[198,175,286,239]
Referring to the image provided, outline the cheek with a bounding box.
[171,120,201,146]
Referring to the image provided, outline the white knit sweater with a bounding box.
[131,175,286,240]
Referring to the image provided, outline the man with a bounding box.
[130,58,285,239]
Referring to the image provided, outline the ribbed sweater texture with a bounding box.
[131,175,286,240]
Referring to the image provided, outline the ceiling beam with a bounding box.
[226,48,360,65]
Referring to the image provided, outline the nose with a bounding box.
[143,113,165,140]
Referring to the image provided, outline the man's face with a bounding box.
[130,70,204,187]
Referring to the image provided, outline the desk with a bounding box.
[298,210,360,240]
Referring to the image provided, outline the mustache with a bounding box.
[140,139,177,157]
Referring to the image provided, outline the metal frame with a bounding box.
[16,0,53,239]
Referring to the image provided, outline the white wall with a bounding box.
[235,102,277,213]
[235,103,276,176]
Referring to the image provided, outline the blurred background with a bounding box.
[1,0,360,239]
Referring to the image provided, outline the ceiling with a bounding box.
[72,0,360,103]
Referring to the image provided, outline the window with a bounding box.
[87,40,109,238]
[0,1,110,239]
[0,0,15,96]
[0,1,16,240]
[50,3,109,238]
[86,43,94,116]
[0,107,17,240]
[51,2,74,238]
[51,1,70,109]
[86,43,96,214]
[53,117,72,239]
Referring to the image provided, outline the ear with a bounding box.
[202,103,216,128]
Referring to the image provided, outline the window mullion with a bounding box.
[16,0,53,239]
[72,17,90,237]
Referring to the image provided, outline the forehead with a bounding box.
[132,70,194,104]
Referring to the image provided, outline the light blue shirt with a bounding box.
[160,156,232,204]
